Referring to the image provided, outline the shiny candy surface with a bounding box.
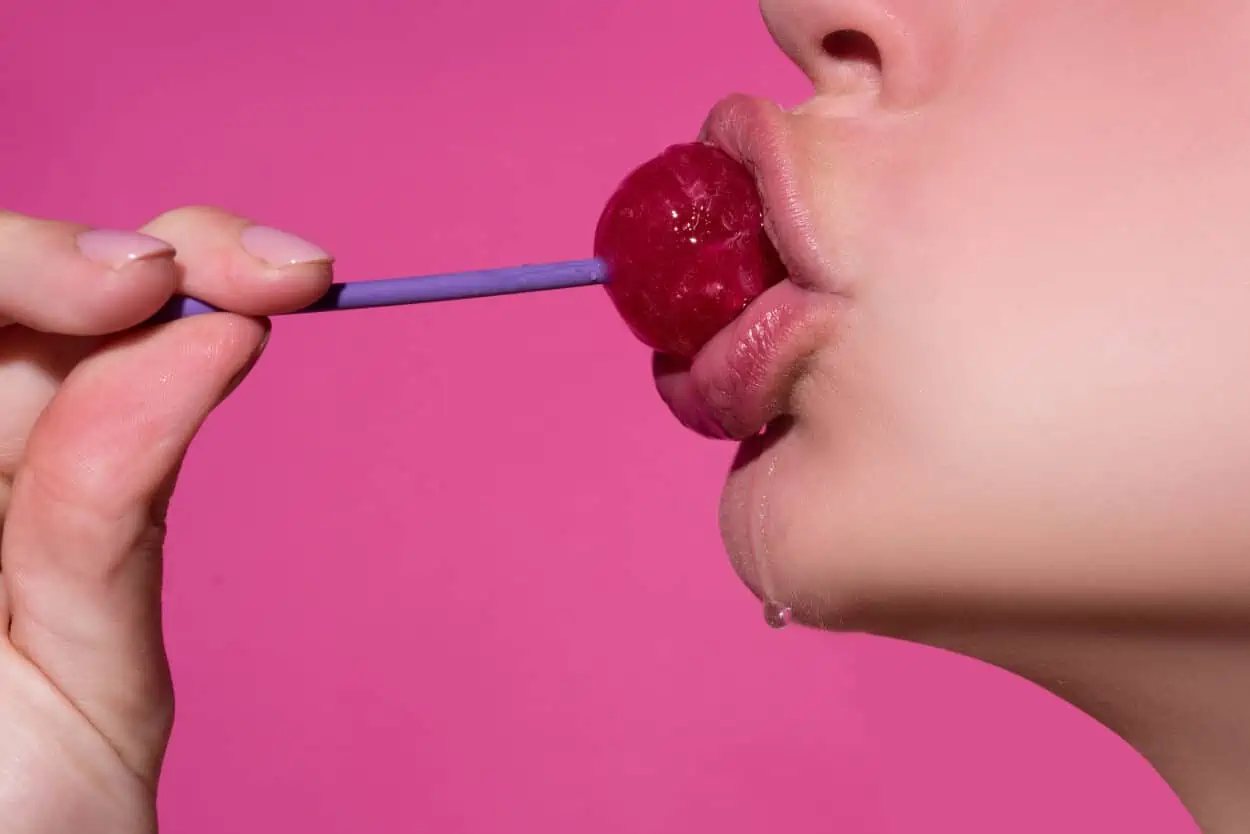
[595,143,787,359]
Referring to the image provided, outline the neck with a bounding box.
[894,620,1250,833]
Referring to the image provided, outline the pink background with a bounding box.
[4,1,1196,831]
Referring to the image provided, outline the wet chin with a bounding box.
[717,419,836,617]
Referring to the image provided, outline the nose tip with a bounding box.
[760,0,958,109]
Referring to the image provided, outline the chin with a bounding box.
[717,417,804,607]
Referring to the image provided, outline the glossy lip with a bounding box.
[654,94,847,440]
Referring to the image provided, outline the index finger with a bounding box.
[0,210,179,335]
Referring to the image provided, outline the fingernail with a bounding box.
[241,225,333,267]
[77,229,174,269]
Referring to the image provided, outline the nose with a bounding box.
[759,0,961,108]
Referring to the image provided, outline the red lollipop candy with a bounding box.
[594,142,787,360]
[154,142,784,355]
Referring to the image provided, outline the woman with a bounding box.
[2,1,1246,830]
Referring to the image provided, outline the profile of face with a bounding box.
[689,0,1250,631]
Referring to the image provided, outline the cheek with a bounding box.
[880,146,1250,501]
[757,4,1250,623]
[824,61,1250,535]
[731,221,1250,624]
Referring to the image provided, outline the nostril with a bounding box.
[821,29,881,67]
[818,29,883,94]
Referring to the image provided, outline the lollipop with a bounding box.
[151,143,784,360]
[594,142,785,359]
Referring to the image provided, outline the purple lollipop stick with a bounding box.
[146,257,610,324]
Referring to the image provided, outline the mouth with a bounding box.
[654,95,846,440]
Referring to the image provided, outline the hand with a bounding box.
[0,207,333,833]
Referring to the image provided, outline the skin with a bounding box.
[0,207,334,832]
[1,1,1245,831]
[723,0,1250,830]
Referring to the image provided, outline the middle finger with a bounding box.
[141,206,334,316]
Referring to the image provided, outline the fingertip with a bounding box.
[143,208,335,316]
[154,307,269,364]
[0,217,180,335]
[215,258,334,317]
[218,315,272,401]
[85,249,181,333]
[49,235,180,335]
[238,224,335,312]
[249,260,336,315]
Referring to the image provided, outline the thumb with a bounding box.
[1,313,267,781]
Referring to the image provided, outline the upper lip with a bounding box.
[700,95,838,298]
[653,95,847,440]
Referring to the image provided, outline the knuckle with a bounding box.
[143,204,247,236]
[23,449,128,528]
[0,210,55,252]
[13,456,155,588]
[0,209,27,241]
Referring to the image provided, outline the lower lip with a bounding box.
[654,279,841,440]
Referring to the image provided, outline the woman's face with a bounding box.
[697,0,1250,628]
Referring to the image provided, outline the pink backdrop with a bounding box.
[4,1,1196,831]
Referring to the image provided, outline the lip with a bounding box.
[654,94,846,439]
